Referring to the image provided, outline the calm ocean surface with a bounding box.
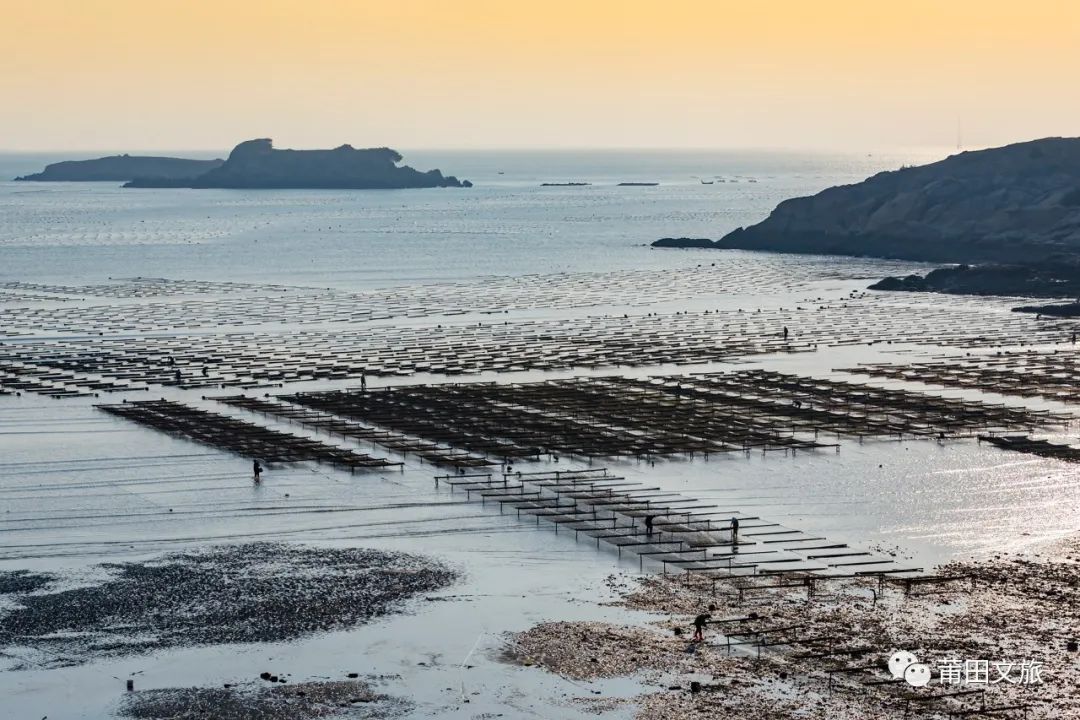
[0,148,947,288]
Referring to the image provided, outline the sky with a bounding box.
[1,0,1078,152]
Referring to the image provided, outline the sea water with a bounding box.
[0,148,944,287]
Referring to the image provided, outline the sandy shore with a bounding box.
[508,535,1080,719]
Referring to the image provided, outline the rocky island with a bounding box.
[15,154,223,182]
[652,237,715,248]
[125,139,471,189]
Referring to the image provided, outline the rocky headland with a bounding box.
[14,154,223,182]
[710,137,1080,264]
[125,138,471,189]
[652,137,1080,304]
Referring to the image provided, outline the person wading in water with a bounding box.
[692,612,712,642]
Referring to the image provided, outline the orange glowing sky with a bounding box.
[1,0,1078,151]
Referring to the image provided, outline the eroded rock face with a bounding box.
[126,138,471,189]
[716,137,1080,263]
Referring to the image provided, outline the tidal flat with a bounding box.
[2,152,1079,718]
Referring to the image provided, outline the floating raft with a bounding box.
[214,394,494,469]
[0,361,147,397]
[978,434,1080,463]
[3,268,1080,392]
[96,399,401,471]
[842,348,1080,405]
[283,371,1064,461]
[435,467,920,579]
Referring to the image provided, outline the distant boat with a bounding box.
[700,179,714,185]
[617,182,659,186]
[541,182,591,186]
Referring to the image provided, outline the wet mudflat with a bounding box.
[0,543,456,668]
[508,536,1080,719]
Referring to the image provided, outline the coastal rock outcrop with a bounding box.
[713,137,1080,264]
[870,261,1080,298]
[15,155,223,182]
[125,139,471,189]
[651,237,716,248]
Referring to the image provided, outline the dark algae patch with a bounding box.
[0,570,54,594]
[118,679,409,720]
[0,543,456,667]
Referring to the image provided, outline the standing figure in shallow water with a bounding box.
[253,459,263,484]
[692,612,712,642]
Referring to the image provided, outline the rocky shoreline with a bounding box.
[869,263,1080,299]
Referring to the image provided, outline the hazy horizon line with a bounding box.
[0,143,980,156]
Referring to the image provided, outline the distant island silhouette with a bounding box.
[652,237,714,249]
[15,155,222,182]
[125,139,471,189]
